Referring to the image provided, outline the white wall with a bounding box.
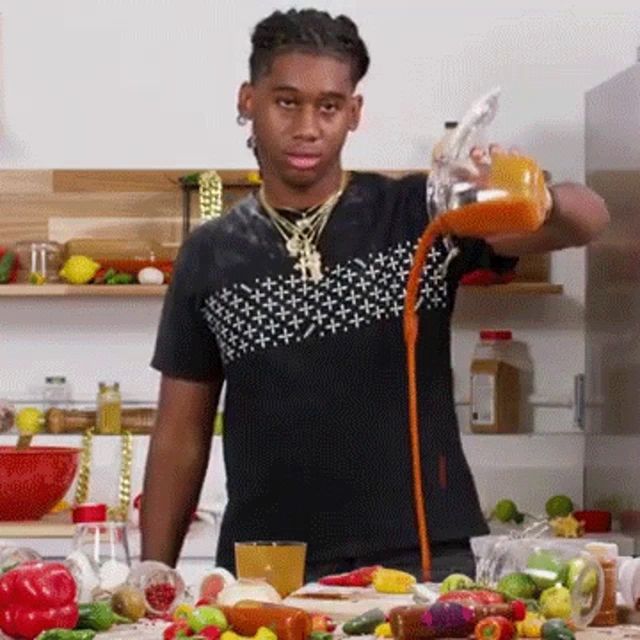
[1,0,639,520]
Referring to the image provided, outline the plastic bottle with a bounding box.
[470,330,520,433]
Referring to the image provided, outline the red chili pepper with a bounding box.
[474,615,515,640]
[438,590,505,605]
[318,565,381,587]
[200,626,222,640]
[164,619,193,640]
[0,561,79,640]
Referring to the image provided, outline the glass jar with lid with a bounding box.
[127,560,185,616]
[96,382,122,434]
[67,503,131,601]
[476,537,604,628]
[14,241,63,283]
[43,376,71,411]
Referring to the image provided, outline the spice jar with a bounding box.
[43,376,71,411]
[476,537,604,629]
[470,330,521,433]
[97,382,122,434]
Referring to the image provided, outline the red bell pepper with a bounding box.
[438,590,505,605]
[318,565,381,587]
[474,615,516,640]
[0,561,79,639]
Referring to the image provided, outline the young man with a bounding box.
[141,9,608,580]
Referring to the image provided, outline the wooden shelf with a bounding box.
[0,284,168,297]
[461,282,563,294]
[0,282,562,297]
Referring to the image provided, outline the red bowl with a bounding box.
[574,510,612,533]
[0,447,80,520]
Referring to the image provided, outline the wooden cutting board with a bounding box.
[284,585,417,621]
[0,512,74,538]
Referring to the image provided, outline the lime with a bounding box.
[496,572,538,599]
[525,550,566,590]
[16,407,44,435]
[546,495,575,519]
[440,573,475,594]
[539,585,572,620]
[494,499,520,523]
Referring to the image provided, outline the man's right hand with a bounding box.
[140,373,223,566]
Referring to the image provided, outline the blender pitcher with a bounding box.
[427,87,549,238]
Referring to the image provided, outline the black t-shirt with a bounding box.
[151,172,516,570]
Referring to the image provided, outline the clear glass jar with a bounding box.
[0,401,15,433]
[14,240,63,283]
[0,545,42,572]
[43,376,71,411]
[476,537,604,628]
[127,560,185,616]
[97,382,122,434]
[69,503,131,601]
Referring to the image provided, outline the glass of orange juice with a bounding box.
[234,541,307,597]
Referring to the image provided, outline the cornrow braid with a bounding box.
[249,8,370,85]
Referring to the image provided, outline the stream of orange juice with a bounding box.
[403,154,548,581]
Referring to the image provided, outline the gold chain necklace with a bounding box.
[258,172,350,282]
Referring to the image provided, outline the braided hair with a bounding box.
[249,8,370,86]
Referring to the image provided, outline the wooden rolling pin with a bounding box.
[46,408,156,434]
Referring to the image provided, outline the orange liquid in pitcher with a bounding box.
[403,155,546,581]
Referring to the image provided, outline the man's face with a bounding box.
[239,52,363,189]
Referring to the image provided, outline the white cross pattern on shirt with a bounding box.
[201,238,450,364]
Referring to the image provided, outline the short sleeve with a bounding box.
[449,237,519,280]
[151,229,224,382]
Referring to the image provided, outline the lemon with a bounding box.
[539,584,572,620]
[546,495,574,518]
[59,255,101,284]
[16,407,44,435]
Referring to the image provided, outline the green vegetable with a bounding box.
[342,608,385,635]
[309,632,333,640]
[76,602,129,632]
[37,630,97,640]
[0,251,16,283]
[541,619,575,640]
[104,269,134,285]
[440,573,475,594]
[187,606,228,633]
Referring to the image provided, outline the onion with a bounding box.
[137,267,164,285]
[216,578,282,606]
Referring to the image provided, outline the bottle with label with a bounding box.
[96,382,122,434]
[470,330,520,433]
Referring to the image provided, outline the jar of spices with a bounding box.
[43,376,70,411]
[97,382,122,434]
